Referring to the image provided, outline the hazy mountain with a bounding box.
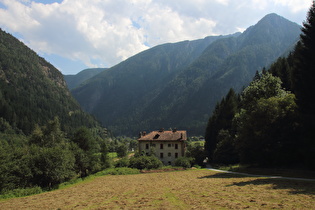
[72,13,301,136]
[0,28,100,134]
[64,68,107,90]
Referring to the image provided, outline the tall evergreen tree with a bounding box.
[292,2,315,168]
[204,88,239,160]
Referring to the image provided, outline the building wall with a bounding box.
[138,141,186,165]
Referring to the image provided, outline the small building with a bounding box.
[138,129,187,165]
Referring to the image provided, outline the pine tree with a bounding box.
[293,2,315,116]
[291,2,315,168]
[204,88,239,161]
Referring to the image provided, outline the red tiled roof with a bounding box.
[138,130,187,141]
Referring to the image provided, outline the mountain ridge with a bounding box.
[0,28,100,134]
[71,13,302,136]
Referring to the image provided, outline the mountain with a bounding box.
[64,68,107,90]
[72,14,301,136]
[0,28,100,134]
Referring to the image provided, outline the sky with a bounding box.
[0,0,313,75]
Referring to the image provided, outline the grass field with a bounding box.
[0,169,314,209]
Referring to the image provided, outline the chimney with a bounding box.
[139,131,146,138]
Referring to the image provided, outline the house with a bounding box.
[138,128,187,165]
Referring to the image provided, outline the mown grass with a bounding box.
[217,164,315,179]
[0,167,140,200]
[0,169,314,209]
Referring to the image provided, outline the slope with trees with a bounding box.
[205,3,315,169]
[0,28,112,194]
[64,68,107,90]
[72,14,301,136]
[0,28,100,135]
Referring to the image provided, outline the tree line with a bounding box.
[205,2,315,169]
[0,117,111,194]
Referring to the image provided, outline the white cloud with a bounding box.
[275,0,312,13]
[0,0,312,74]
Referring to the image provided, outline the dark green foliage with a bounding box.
[268,55,294,91]
[204,88,239,161]
[235,93,298,166]
[212,130,239,164]
[29,145,76,188]
[72,14,301,136]
[0,28,100,135]
[129,155,163,170]
[114,157,130,168]
[205,72,300,167]
[291,2,315,168]
[71,126,97,152]
[174,157,194,168]
[205,5,315,169]
[185,142,206,166]
[0,186,43,199]
[116,144,128,158]
[0,119,110,194]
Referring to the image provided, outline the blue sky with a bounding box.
[0,0,313,75]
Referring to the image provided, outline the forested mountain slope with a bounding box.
[72,13,301,136]
[0,28,100,134]
[64,68,107,90]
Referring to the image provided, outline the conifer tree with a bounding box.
[204,88,239,161]
[291,2,315,168]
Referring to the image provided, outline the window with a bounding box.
[146,144,149,149]
[160,144,164,149]
[160,153,164,158]
[175,144,178,149]
[168,144,171,147]
[175,153,178,158]
[168,152,171,157]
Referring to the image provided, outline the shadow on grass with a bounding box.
[199,172,315,195]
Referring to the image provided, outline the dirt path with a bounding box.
[207,167,315,182]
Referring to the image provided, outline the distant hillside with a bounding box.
[64,68,107,90]
[0,28,100,134]
[72,14,301,136]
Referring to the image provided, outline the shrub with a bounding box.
[115,157,130,168]
[129,156,163,170]
[0,186,43,199]
[174,157,194,168]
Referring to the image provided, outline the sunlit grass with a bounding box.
[1,170,314,209]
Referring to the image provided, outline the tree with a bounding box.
[205,88,239,161]
[186,142,206,166]
[235,73,299,166]
[129,156,162,170]
[29,145,75,188]
[212,129,239,164]
[72,127,96,152]
[291,2,315,168]
[116,144,128,158]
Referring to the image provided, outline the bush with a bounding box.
[114,157,130,168]
[129,156,163,170]
[0,186,43,199]
[174,157,194,168]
